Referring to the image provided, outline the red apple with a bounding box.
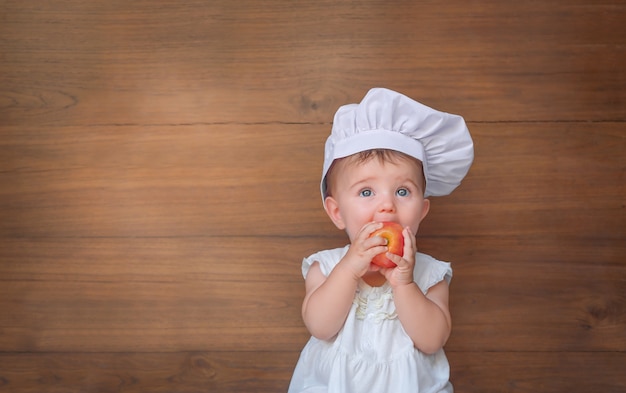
[369,222,404,268]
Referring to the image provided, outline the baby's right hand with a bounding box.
[340,222,389,279]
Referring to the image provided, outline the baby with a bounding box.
[289,88,474,393]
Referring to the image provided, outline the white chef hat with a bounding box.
[321,87,474,200]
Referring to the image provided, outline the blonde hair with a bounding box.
[324,149,426,197]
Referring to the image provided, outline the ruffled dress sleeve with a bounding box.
[413,252,453,293]
[301,245,350,278]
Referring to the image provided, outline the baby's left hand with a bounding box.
[380,227,417,287]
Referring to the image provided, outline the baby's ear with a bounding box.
[323,196,346,230]
[420,198,431,222]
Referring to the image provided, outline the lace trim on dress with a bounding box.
[353,289,398,323]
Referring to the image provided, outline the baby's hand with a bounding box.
[380,227,417,286]
[340,222,389,279]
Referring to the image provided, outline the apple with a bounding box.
[369,222,404,268]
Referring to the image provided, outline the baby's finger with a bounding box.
[403,227,417,255]
[360,221,384,238]
[385,252,408,268]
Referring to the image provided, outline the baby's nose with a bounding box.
[377,195,396,212]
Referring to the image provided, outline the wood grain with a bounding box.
[0,351,624,393]
[0,236,623,353]
[1,1,624,126]
[1,123,623,238]
[0,352,298,393]
[1,0,625,392]
[448,351,626,393]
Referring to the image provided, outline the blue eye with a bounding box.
[359,189,372,197]
[396,188,409,197]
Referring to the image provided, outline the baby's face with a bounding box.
[324,156,429,242]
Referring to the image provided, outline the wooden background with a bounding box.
[1,1,625,392]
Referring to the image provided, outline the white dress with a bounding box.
[288,245,454,393]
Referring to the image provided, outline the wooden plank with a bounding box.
[0,236,623,352]
[0,351,298,393]
[1,1,624,126]
[448,351,626,393]
[447,250,626,352]
[0,238,312,352]
[0,122,623,238]
[0,351,624,393]
[0,237,324,284]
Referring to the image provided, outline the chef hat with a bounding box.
[322,87,474,200]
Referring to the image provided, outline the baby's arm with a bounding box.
[301,261,360,340]
[392,279,452,354]
[383,228,452,354]
[302,222,388,340]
